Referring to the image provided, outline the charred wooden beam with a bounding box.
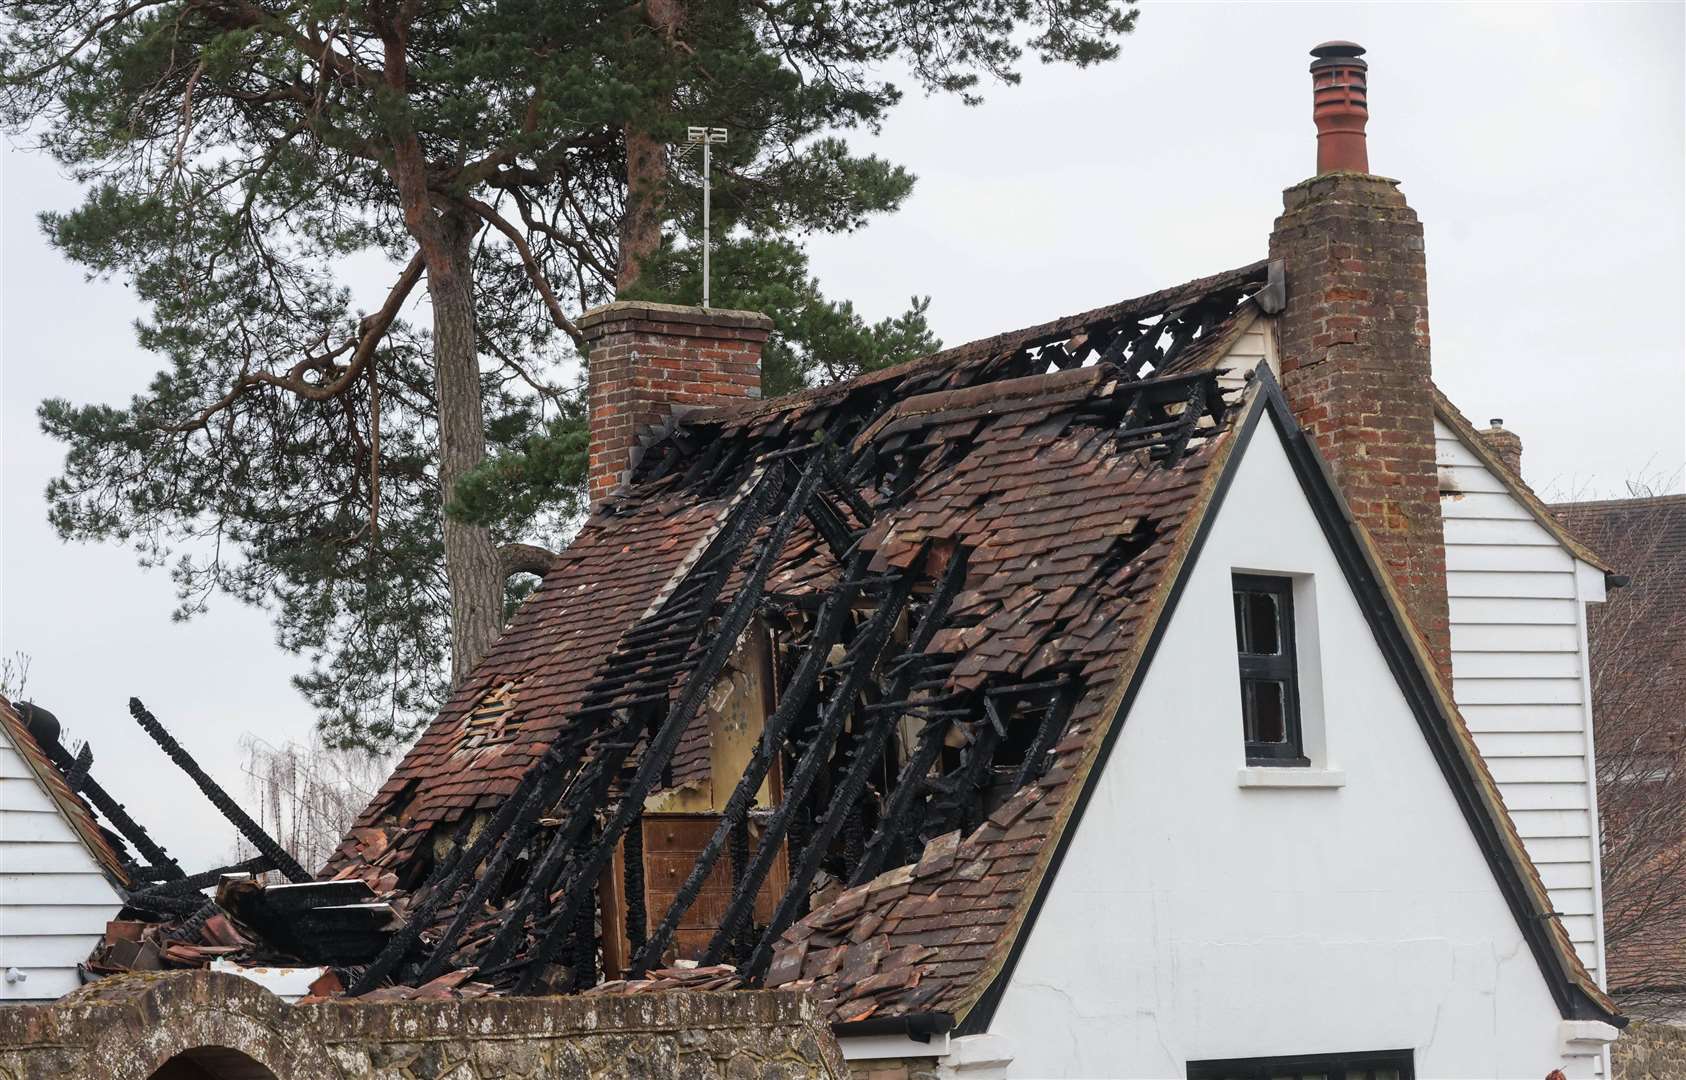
[821,451,874,526]
[622,808,647,955]
[161,898,221,943]
[63,742,93,791]
[474,705,653,975]
[128,698,310,884]
[802,486,858,563]
[124,888,208,917]
[1013,683,1080,789]
[945,722,1002,837]
[36,734,182,880]
[422,460,810,983]
[849,697,956,887]
[350,737,580,993]
[512,456,825,992]
[700,563,918,967]
[406,749,579,984]
[478,463,795,978]
[128,855,276,905]
[1153,378,1206,463]
[744,546,970,980]
[628,544,870,977]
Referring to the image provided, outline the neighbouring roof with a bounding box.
[301,260,1612,1029]
[1554,495,1686,710]
[1432,388,1613,573]
[1553,494,1686,999]
[0,695,132,888]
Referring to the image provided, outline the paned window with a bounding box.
[1233,574,1305,765]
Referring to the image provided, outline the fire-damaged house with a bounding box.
[0,41,1635,1080]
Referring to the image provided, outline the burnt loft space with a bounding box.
[70,262,1270,1017]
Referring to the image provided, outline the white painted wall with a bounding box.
[0,726,123,1000]
[1437,419,1608,991]
[987,409,1577,1079]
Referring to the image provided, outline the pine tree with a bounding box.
[1,0,1137,748]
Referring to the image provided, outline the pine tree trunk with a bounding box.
[618,123,666,293]
[429,213,504,684]
[617,0,683,293]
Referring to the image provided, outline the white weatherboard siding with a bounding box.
[986,409,1582,1079]
[0,729,122,1001]
[1437,419,1608,983]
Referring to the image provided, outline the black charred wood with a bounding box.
[514,457,821,992]
[128,698,310,884]
[744,546,969,981]
[700,564,917,967]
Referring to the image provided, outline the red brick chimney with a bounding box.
[581,302,770,505]
[1268,42,1453,683]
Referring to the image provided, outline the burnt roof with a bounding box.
[313,260,1612,1029]
[329,262,1271,878]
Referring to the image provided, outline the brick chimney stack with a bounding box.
[1269,42,1453,683]
[1480,419,1523,477]
[581,302,770,506]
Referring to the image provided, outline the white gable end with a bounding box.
[0,724,123,1001]
[986,403,1579,1079]
[1437,418,1607,984]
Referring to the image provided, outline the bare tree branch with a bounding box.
[161,250,425,433]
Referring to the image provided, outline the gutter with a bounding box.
[832,1010,955,1043]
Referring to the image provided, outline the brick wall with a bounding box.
[1268,172,1452,682]
[581,302,770,506]
[0,971,844,1080]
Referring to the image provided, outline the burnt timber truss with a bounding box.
[330,261,1273,995]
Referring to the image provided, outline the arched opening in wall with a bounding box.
[145,1047,280,1080]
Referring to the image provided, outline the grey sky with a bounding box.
[3,2,1682,871]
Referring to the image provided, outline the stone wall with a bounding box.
[1613,1021,1686,1080]
[0,971,844,1080]
[845,1058,939,1080]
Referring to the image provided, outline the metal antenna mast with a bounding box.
[681,126,728,308]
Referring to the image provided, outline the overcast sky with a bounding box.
[3,3,1682,871]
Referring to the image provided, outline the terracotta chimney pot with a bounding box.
[1310,41,1369,175]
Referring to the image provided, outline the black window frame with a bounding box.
[1232,572,1307,766]
[1188,1047,1415,1080]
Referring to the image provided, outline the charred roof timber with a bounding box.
[285,262,1273,1003]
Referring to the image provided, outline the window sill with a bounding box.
[1236,767,1345,789]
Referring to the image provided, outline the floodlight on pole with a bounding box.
[682,126,728,308]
